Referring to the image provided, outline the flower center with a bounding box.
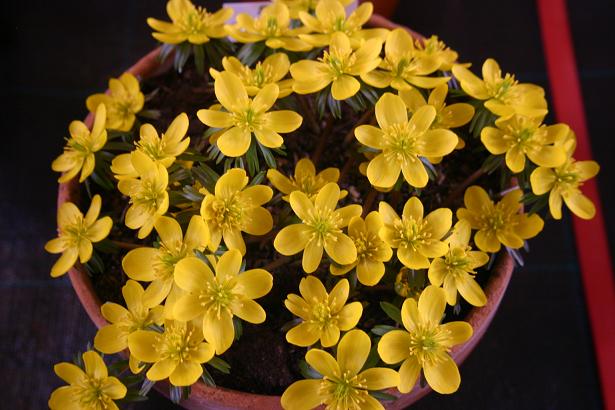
[305,207,342,244]
[480,203,516,233]
[319,370,369,410]
[153,240,189,280]
[247,63,273,88]
[408,324,452,367]
[209,195,244,231]
[62,218,89,247]
[443,247,473,278]
[382,123,420,162]
[353,231,376,260]
[132,178,167,211]
[155,323,199,363]
[488,73,517,101]
[137,139,167,161]
[180,8,210,34]
[199,278,236,318]
[77,375,113,408]
[395,217,432,251]
[233,107,263,132]
[309,302,335,329]
[321,48,354,79]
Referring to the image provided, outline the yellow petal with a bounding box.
[281,379,322,410]
[50,248,78,277]
[401,157,428,188]
[357,259,385,286]
[418,285,446,324]
[173,294,204,322]
[87,217,112,242]
[474,229,501,252]
[367,153,402,188]
[456,276,487,307]
[377,330,412,364]
[154,216,183,249]
[355,125,385,149]
[263,110,303,133]
[337,329,370,375]
[203,309,235,354]
[94,325,127,354]
[147,358,177,381]
[274,224,312,255]
[122,248,156,281]
[299,275,327,301]
[184,215,210,249]
[100,302,128,323]
[215,71,249,111]
[48,386,78,410]
[375,92,408,128]
[464,185,492,213]
[289,190,315,220]
[215,168,249,197]
[169,361,202,387]
[236,269,273,299]
[452,64,489,99]
[402,197,424,222]
[328,279,349,312]
[331,75,360,100]
[231,296,266,326]
[337,302,362,330]
[286,322,320,346]
[563,191,596,220]
[315,182,340,211]
[424,355,460,394]
[360,367,400,391]
[420,129,458,157]
[303,240,324,273]
[320,324,341,347]
[242,207,273,235]
[196,109,234,128]
[424,208,452,239]
[505,145,526,173]
[385,28,413,58]
[401,297,419,332]
[325,232,357,265]
[83,350,107,378]
[441,321,473,345]
[217,126,252,157]
[305,349,340,378]
[398,356,421,393]
[142,278,173,307]
[530,167,556,195]
[54,362,85,384]
[254,128,284,148]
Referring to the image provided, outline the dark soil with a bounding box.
[87,59,501,395]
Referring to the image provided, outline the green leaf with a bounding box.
[159,43,176,63]
[174,42,192,73]
[380,301,403,324]
[237,41,266,66]
[371,324,397,336]
[298,360,322,379]
[208,357,231,374]
[370,391,398,402]
[257,141,277,169]
[233,316,243,341]
[193,44,205,75]
[201,367,216,387]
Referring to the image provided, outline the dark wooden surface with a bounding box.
[3,0,612,408]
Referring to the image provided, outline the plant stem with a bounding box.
[311,116,335,165]
[262,256,292,272]
[442,168,485,207]
[297,95,320,134]
[343,108,374,146]
[110,240,141,250]
[362,188,378,216]
[339,154,357,183]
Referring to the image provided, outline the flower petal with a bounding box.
[281,379,322,410]
[398,356,421,393]
[360,367,400,391]
[375,92,408,128]
[305,349,340,379]
[274,224,312,255]
[424,355,460,394]
[169,361,203,387]
[418,285,446,324]
[337,329,370,375]
[147,358,177,382]
[377,329,412,364]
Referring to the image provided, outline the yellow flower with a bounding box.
[200,168,273,255]
[276,0,354,19]
[379,197,452,270]
[267,158,345,201]
[362,28,450,91]
[112,113,190,179]
[399,84,475,132]
[86,73,144,132]
[94,280,163,373]
[197,71,302,157]
[456,186,544,253]
[452,58,548,118]
[274,182,362,273]
[355,93,458,188]
[225,2,311,52]
[481,114,568,173]
[377,286,473,394]
[330,212,393,286]
[122,215,210,317]
[285,276,362,347]
[281,329,399,410]
[52,104,107,183]
[428,220,489,306]
[210,53,294,98]
[49,351,127,410]
[530,158,599,220]
[173,249,273,354]
[117,151,170,239]
[290,32,383,100]
[45,194,112,278]
[297,0,388,48]
[128,320,215,386]
[415,35,459,71]
[147,0,232,45]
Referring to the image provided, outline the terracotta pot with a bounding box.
[58,15,514,410]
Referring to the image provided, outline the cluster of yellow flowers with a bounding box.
[46,0,599,409]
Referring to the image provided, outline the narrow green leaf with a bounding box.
[380,301,403,324]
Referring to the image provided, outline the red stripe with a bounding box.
[537,0,615,408]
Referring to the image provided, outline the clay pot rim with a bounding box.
[58,14,514,409]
